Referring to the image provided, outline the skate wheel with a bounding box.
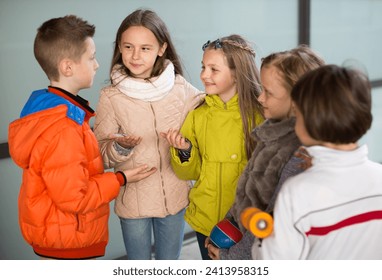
[240,207,273,238]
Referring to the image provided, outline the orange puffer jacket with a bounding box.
[8,87,120,259]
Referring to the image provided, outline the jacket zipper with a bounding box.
[217,163,223,221]
[218,102,227,220]
[150,104,168,213]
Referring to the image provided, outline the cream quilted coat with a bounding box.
[94,66,202,219]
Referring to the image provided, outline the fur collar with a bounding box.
[252,118,296,142]
[231,117,301,231]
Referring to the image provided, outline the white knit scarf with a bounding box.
[111,61,175,102]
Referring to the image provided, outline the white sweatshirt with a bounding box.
[252,145,382,259]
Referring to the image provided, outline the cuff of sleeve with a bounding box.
[113,141,133,156]
[177,138,192,162]
[115,171,127,186]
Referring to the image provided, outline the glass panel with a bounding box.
[360,87,382,163]
[0,0,298,260]
[0,0,298,141]
[311,0,382,81]
[170,0,298,89]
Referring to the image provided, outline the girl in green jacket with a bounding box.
[161,34,263,259]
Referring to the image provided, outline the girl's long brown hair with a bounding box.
[110,9,183,81]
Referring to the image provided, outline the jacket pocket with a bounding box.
[76,214,86,233]
[187,201,196,216]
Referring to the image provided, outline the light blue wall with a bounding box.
[1,0,381,260]
[0,0,298,260]
[0,0,298,142]
[311,0,382,80]
[310,0,382,163]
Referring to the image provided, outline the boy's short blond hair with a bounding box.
[34,15,95,81]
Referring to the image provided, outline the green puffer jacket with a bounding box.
[170,94,259,236]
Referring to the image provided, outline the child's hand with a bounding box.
[160,129,190,150]
[122,164,157,183]
[206,239,220,260]
[295,146,312,170]
[109,133,142,149]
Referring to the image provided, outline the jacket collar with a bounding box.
[48,86,95,121]
[205,93,238,110]
[253,118,296,142]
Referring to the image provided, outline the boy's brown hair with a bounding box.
[34,15,95,81]
[291,64,372,143]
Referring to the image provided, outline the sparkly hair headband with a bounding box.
[202,38,255,56]
[202,39,222,51]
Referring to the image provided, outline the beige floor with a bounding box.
[179,236,201,260]
[116,231,202,260]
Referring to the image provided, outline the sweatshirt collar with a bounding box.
[306,144,368,167]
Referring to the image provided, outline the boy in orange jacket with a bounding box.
[8,15,156,259]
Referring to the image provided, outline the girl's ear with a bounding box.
[158,42,168,57]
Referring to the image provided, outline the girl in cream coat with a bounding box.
[94,9,202,260]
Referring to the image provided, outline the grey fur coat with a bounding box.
[230,117,301,230]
